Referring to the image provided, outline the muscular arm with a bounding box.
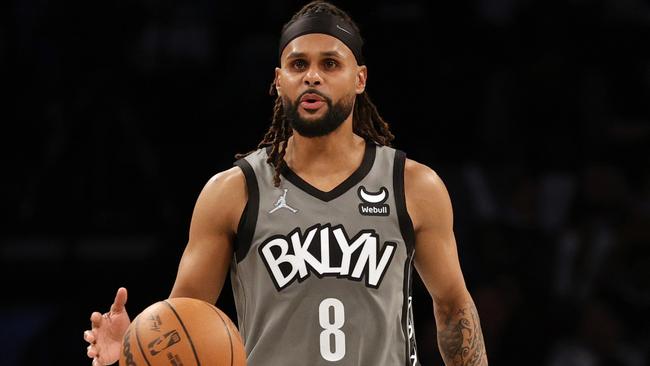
[405,160,488,366]
[169,166,247,304]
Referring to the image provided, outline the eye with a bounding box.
[324,59,338,69]
[293,59,307,70]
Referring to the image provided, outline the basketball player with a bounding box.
[84,2,488,365]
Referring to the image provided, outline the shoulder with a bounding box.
[204,166,247,194]
[196,166,247,233]
[403,157,453,232]
[404,158,445,196]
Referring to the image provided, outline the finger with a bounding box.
[90,312,103,329]
[87,344,98,358]
[84,330,96,344]
[110,287,128,314]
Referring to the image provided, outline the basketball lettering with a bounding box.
[122,329,136,366]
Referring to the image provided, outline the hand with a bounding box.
[84,287,131,366]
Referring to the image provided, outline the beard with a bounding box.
[282,90,355,138]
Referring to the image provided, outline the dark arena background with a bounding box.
[3,0,650,365]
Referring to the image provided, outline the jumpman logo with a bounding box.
[269,189,298,214]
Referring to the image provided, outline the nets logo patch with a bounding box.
[358,186,390,216]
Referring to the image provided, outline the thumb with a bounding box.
[110,287,128,314]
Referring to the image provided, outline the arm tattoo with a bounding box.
[436,300,488,366]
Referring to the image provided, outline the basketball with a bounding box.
[119,297,246,366]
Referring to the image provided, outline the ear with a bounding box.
[274,67,282,96]
[355,65,367,94]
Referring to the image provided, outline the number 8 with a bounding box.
[319,298,346,361]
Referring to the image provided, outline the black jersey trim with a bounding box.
[394,149,418,365]
[394,150,415,251]
[403,251,419,366]
[272,140,377,202]
[233,157,259,263]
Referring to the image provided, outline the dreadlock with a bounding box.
[234,0,395,187]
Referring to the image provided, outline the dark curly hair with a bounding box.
[235,1,394,187]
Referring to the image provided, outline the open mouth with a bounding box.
[300,93,326,110]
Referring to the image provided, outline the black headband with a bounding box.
[279,13,365,65]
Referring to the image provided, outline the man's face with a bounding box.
[275,33,367,137]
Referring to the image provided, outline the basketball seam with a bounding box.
[204,303,235,366]
[163,300,202,366]
[134,315,153,366]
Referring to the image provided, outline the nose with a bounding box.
[303,67,322,86]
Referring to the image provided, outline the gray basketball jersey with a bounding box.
[230,141,419,366]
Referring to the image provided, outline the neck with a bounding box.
[284,116,365,175]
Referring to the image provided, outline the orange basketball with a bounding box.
[119,297,246,366]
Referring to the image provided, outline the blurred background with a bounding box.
[2,0,650,365]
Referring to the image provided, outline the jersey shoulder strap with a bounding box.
[232,148,269,262]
